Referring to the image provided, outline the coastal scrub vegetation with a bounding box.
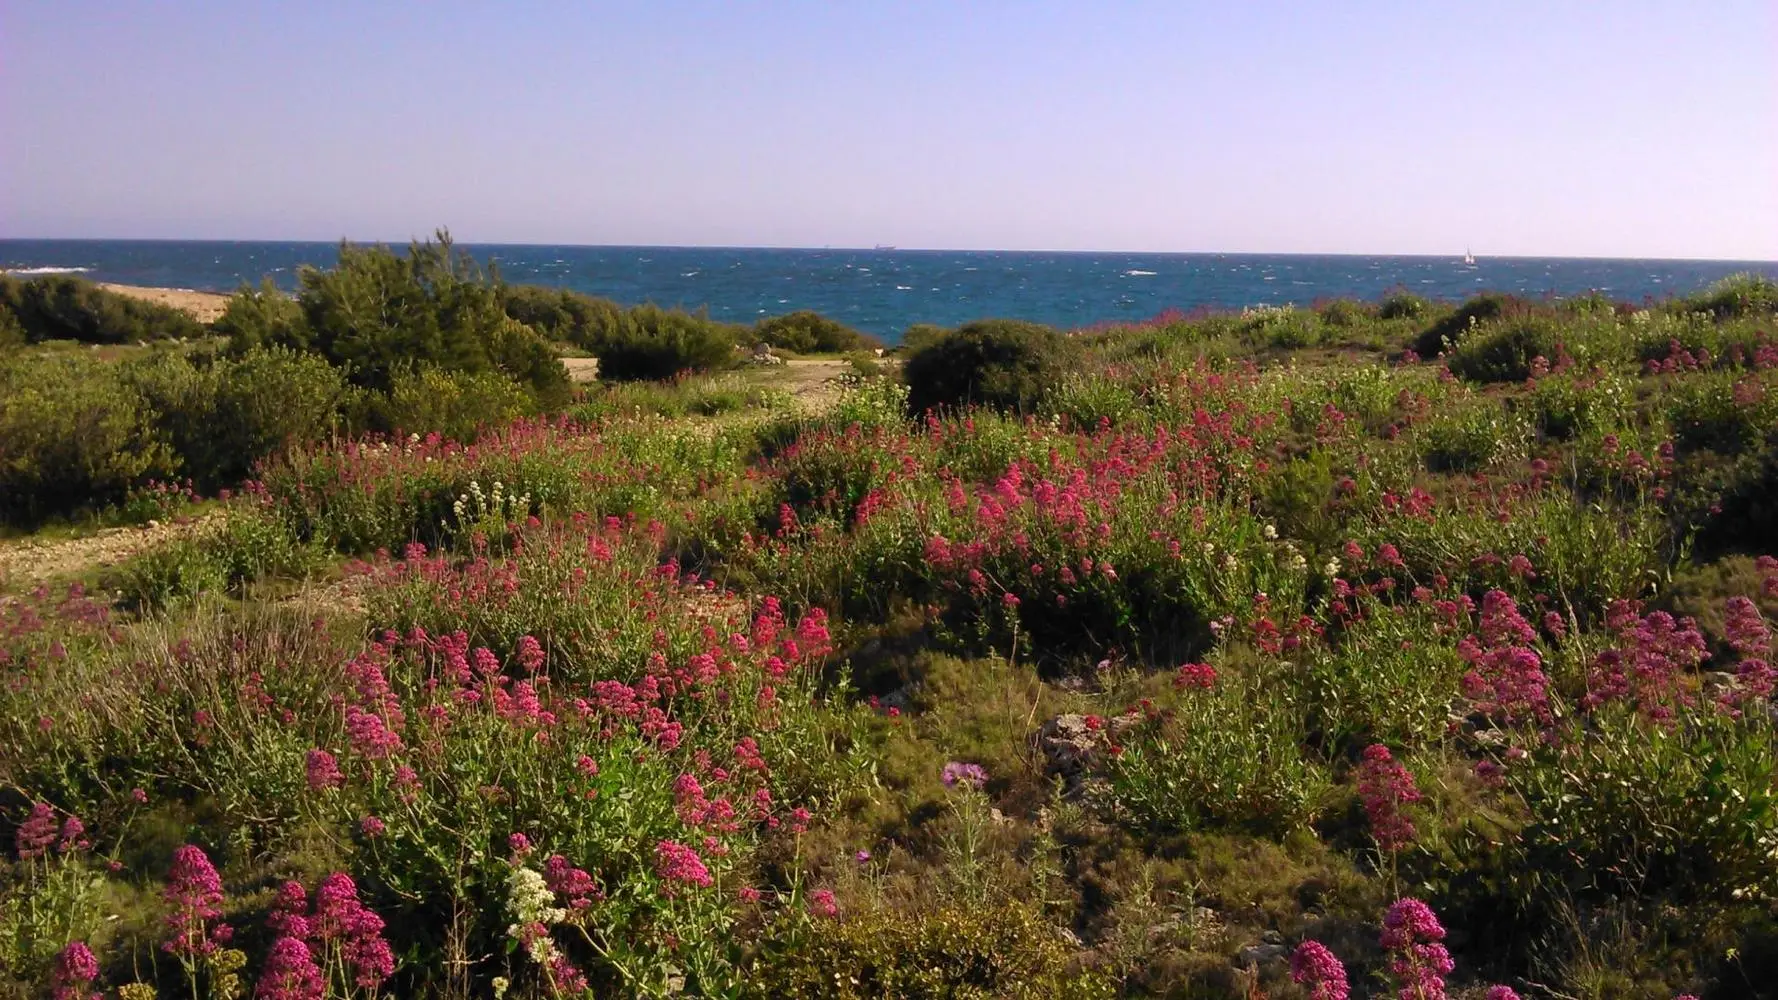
[7,267,1778,996]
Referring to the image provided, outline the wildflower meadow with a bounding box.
[6,272,1778,997]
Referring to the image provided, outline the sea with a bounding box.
[3,239,1773,344]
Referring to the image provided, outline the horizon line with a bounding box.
[0,236,1774,265]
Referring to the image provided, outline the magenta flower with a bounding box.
[655,840,713,888]
[162,844,227,957]
[304,749,343,791]
[1357,744,1423,853]
[1484,988,1522,1000]
[255,936,324,1000]
[1458,590,1551,726]
[359,815,387,838]
[1290,940,1350,1000]
[14,802,58,859]
[51,940,101,1000]
[508,832,533,857]
[808,887,839,918]
[941,761,988,791]
[1381,898,1452,1000]
[311,872,395,989]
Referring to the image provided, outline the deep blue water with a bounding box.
[3,239,1773,343]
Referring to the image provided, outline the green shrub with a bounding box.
[1676,272,1778,319]
[898,323,948,355]
[374,365,533,441]
[286,232,567,399]
[1239,306,1322,350]
[593,304,738,381]
[122,347,352,489]
[902,319,1075,414]
[1317,298,1370,328]
[1506,709,1778,912]
[214,278,304,351]
[1665,373,1778,456]
[1108,672,1326,836]
[0,274,203,344]
[1412,292,1536,357]
[1378,290,1431,321]
[1419,404,1530,472]
[745,901,1111,999]
[1446,318,1562,383]
[752,310,882,354]
[502,284,625,350]
[0,302,23,349]
[0,352,175,525]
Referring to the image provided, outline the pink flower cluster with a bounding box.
[941,761,989,791]
[655,839,713,889]
[256,936,324,1000]
[1722,595,1774,708]
[1583,600,1708,722]
[265,873,396,991]
[163,844,229,958]
[1357,744,1422,853]
[14,801,87,860]
[1380,898,1453,1000]
[1290,939,1349,1000]
[52,941,101,1000]
[1458,590,1551,726]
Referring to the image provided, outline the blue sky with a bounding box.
[3,1,1774,258]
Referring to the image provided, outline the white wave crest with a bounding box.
[1124,269,1157,276]
[4,265,93,275]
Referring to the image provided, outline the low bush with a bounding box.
[0,352,175,525]
[0,273,204,344]
[213,277,305,351]
[1412,292,1537,357]
[1378,290,1432,321]
[902,319,1075,414]
[502,283,626,350]
[1446,318,1562,383]
[594,304,738,381]
[373,365,534,441]
[1675,272,1778,319]
[752,311,881,355]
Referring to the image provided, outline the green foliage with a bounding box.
[373,365,533,441]
[902,319,1075,414]
[1446,318,1561,383]
[898,323,948,355]
[1506,709,1778,912]
[1378,290,1431,321]
[753,310,882,355]
[1676,272,1778,319]
[1413,292,1536,357]
[746,901,1112,999]
[501,283,626,350]
[0,352,176,525]
[0,273,204,344]
[1108,673,1326,836]
[593,304,739,381]
[214,277,304,351]
[1418,403,1530,472]
[284,232,568,400]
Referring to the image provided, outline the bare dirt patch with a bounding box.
[100,284,231,323]
[0,517,214,592]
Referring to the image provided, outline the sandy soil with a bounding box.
[0,516,215,592]
[100,283,232,323]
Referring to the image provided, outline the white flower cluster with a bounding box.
[504,865,566,963]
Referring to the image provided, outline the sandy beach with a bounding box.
[100,282,231,323]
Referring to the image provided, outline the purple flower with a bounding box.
[1485,988,1522,1000]
[941,761,988,791]
[1290,940,1350,1000]
[359,815,387,838]
[855,849,872,863]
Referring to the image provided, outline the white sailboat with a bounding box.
[1463,248,1476,266]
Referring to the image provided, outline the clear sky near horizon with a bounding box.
[2,1,1774,259]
